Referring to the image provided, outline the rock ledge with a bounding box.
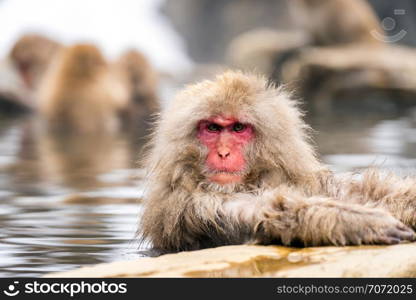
[46,243,416,278]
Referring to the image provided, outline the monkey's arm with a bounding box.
[140,186,415,252]
[221,188,415,247]
[342,170,416,229]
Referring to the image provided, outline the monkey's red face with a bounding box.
[197,116,254,185]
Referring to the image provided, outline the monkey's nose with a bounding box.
[218,148,230,159]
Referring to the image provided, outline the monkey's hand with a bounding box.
[344,169,416,229]
[256,191,416,247]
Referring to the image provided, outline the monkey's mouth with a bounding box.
[211,170,245,175]
[205,170,246,185]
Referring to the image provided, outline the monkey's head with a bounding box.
[115,49,158,111]
[117,50,151,84]
[57,44,107,79]
[10,34,60,88]
[146,71,321,193]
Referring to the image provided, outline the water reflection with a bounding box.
[310,113,416,174]
[0,201,139,276]
[0,107,416,277]
[0,115,144,277]
[37,130,131,190]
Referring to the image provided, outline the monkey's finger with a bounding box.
[397,223,408,230]
[396,226,416,240]
[374,237,401,245]
[385,227,416,241]
[397,223,415,232]
[399,231,416,241]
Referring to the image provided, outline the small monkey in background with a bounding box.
[228,0,382,81]
[139,71,416,252]
[113,50,159,126]
[290,0,383,46]
[9,34,62,89]
[37,44,129,134]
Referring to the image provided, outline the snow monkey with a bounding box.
[37,44,128,134]
[9,34,62,89]
[113,50,160,128]
[139,71,416,252]
[290,0,383,46]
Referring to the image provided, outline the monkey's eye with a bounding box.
[207,123,222,132]
[232,122,246,132]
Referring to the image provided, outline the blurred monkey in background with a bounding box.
[113,50,160,127]
[228,0,383,80]
[9,34,62,90]
[289,0,383,46]
[37,44,129,134]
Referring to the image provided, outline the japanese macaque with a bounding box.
[113,50,159,124]
[227,28,310,78]
[290,0,383,46]
[139,71,416,252]
[228,0,382,79]
[9,34,62,89]
[37,44,129,134]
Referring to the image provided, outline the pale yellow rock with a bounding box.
[46,243,416,278]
